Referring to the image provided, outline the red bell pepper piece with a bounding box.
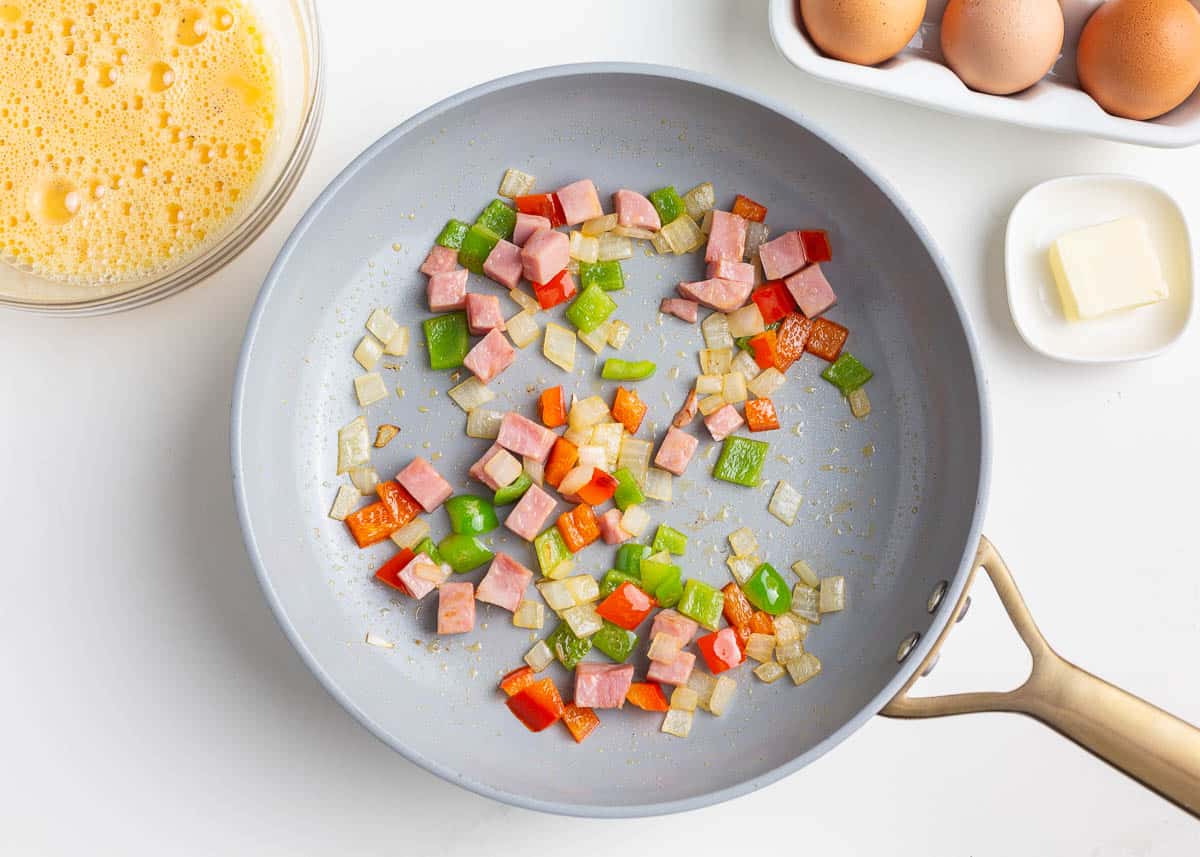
[806,317,849,362]
[344,501,399,548]
[499,665,538,697]
[577,468,618,506]
[775,313,813,370]
[721,582,755,630]
[749,611,776,635]
[538,386,567,428]
[696,627,745,674]
[747,329,779,370]
[556,503,601,553]
[376,480,421,528]
[544,437,579,489]
[744,397,780,432]
[561,703,601,743]
[532,268,577,309]
[514,193,566,228]
[375,548,415,593]
[799,229,832,263]
[625,681,670,711]
[505,677,565,732]
[751,281,797,326]
[596,582,657,631]
[731,193,768,223]
[610,385,648,434]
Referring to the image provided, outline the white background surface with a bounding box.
[3,1,1199,853]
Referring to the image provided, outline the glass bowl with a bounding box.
[0,0,323,316]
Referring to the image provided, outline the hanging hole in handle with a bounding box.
[927,580,949,613]
[897,631,921,663]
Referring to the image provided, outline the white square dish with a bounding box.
[767,0,1200,148]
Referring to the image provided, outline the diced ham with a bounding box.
[521,228,570,285]
[598,508,631,545]
[707,258,755,284]
[504,483,557,541]
[704,404,745,442]
[420,244,459,276]
[397,554,441,600]
[513,212,551,246]
[427,268,468,312]
[677,277,753,312]
[574,663,635,708]
[705,210,748,262]
[758,230,806,280]
[651,609,699,645]
[672,389,699,428]
[555,179,604,226]
[437,581,476,634]
[465,293,506,335]
[654,426,699,476]
[659,298,699,323]
[396,457,453,512]
[463,328,516,384]
[469,443,506,490]
[785,263,838,318]
[482,238,524,289]
[497,412,558,462]
[646,651,696,687]
[612,188,661,231]
[475,552,534,612]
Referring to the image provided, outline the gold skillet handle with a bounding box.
[882,537,1200,817]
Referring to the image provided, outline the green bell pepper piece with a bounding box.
[437,533,494,573]
[713,435,769,487]
[564,284,617,333]
[592,621,638,663]
[648,186,685,225]
[640,558,681,597]
[444,495,498,535]
[821,352,873,395]
[677,579,725,631]
[651,524,688,556]
[414,537,442,564]
[475,199,517,241]
[423,311,469,370]
[743,562,792,615]
[435,218,470,249]
[599,568,643,599]
[546,621,592,669]
[534,528,572,576]
[611,468,645,511]
[655,576,684,609]
[458,223,500,274]
[614,543,650,575]
[601,358,656,381]
[579,259,625,292]
[493,472,532,506]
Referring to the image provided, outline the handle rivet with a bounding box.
[956,596,972,623]
[927,580,949,613]
[897,631,921,663]
[921,654,940,677]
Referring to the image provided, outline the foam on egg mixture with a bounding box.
[0,0,277,283]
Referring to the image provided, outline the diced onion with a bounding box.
[590,422,623,470]
[337,416,370,474]
[562,603,603,638]
[699,209,714,235]
[466,408,504,439]
[557,464,594,498]
[607,320,630,349]
[650,231,672,255]
[366,308,401,344]
[701,312,733,350]
[364,632,394,649]
[731,350,760,383]
[722,372,748,404]
[484,448,523,488]
[618,437,652,483]
[791,559,820,589]
[448,376,496,412]
[391,518,430,549]
[661,708,693,738]
[661,214,703,254]
[706,675,736,716]
[569,231,600,263]
[748,367,786,398]
[645,550,670,566]
[567,258,580,275]
[582,213,618,236]
[563,424,592,447]
[547,557,575,580]
[620,504,651,537]
[498,167,536,198]
[648,632,684,663]
[744,221,770,262]
[727,554,759,584]
[754,661,786,683]
[543,323,577,372]
[563,574,600,604]
[578,322,610,354]
[786,652,822,686]
[792,584,821,624]
[727,304,765,338]
[522,456,545,487]
[537,580,575,611]
[514,600,547,632]
[509,287,540,313]
[775,638,804,663]
[354,335,384,371]
[569,395,610,429]
[505,310,540,349]
[524,639,554,670]
[576,444,608,470]
[328,484,360,520]
[687,669,717,707]
[698,394,726,416]
[773,613,802,645]
[696,374,723,395]
[819,576,846,613]
[613,224,657,240]
[670,686,699,712]
[349,466,379,495]
[849,387,871,419]
[699,347,733,375]
[597,234,633,261]
[642,467,672,501]
[384,326,410,356]
[727,527,758,558]
[769,480,803,526]
[682,182,715,221]
[354,372,388,407]
[374,424,400,448]
[745,633,776,662]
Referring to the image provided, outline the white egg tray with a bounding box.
[768,0,1200,148]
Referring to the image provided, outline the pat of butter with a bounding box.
[1049,218,1169,320]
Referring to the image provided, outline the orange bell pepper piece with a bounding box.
[625,681,670,712]
[610,386,648,434]
[375,548,415,593]
[721,582,755,629]
[344,501,399,548]
[376,480,421,528]
[747,329,778,370]
[749,611,775,635]
[806,317,849,362]
[745,397,780,432]
[561,703,601,743]
[505,677,565,732]
[499,665,538,697]
[775,313,813,371]
[577,468,618,506]
[544,437,579,489]
[731,193,768,223]
[556,503,601,552]
[539,386,567,428]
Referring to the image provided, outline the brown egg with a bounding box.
[801,0,927,66]
[1077,0,1200,120]
[940,0,1064,94]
